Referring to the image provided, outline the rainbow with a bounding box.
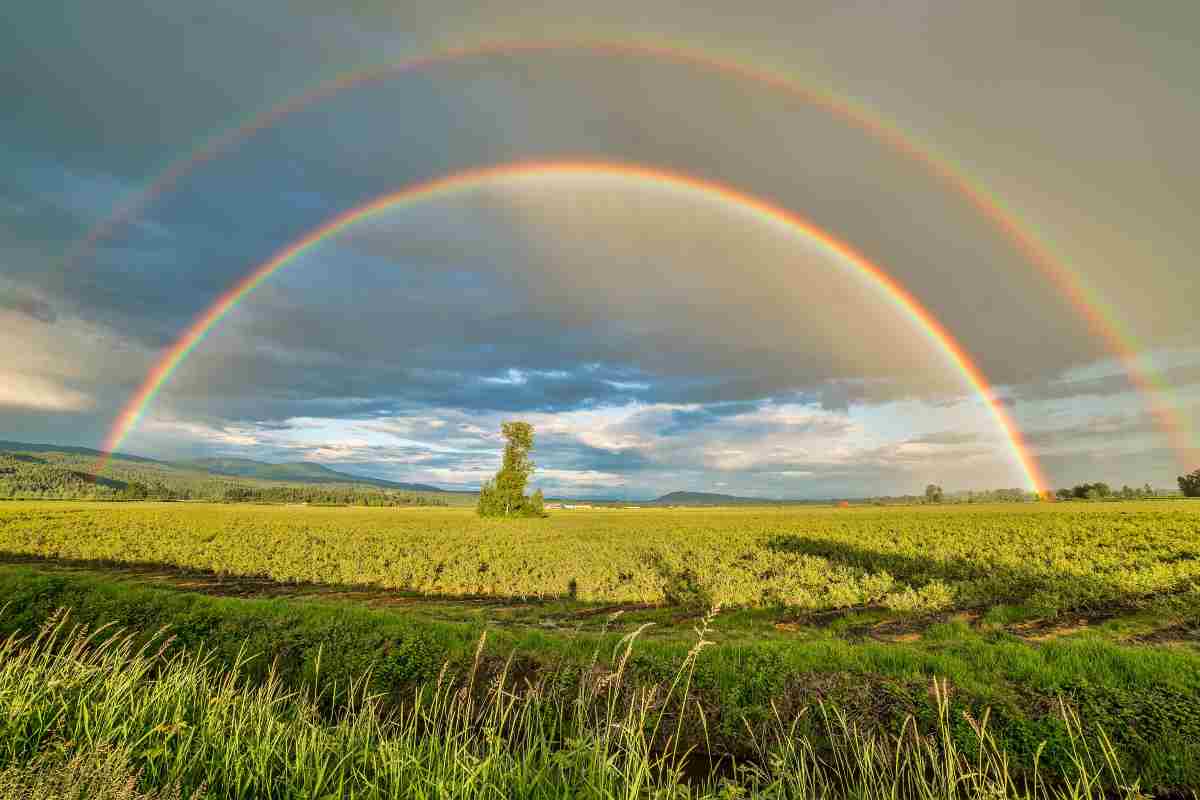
[98,161,1050,493]
[68,40,1193,467]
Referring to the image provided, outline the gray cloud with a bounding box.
[0,284,56,324]
[1018,362,1200,403]
[907,431,983,446]
[1025,411,1173,452]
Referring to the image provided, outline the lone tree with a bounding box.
[477,421,546,517]
[1180,469,1200,498]
[924,484,944,504]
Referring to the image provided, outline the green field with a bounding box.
[2,501,1199,615]
[1,500,1198,795]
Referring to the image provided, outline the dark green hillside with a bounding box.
[0,441,467,505]
[0,452,125,497]
[0,440,160,463]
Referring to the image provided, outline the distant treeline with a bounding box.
[0,451,446,506]
[216,484,445,506]
[850,488,1040,505]
[1052,482,1166,501]
[849,485,1181,506]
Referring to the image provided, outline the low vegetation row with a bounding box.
[2,502,1198,616]
[0,566,1198,793]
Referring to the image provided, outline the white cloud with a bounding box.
[536,468,628,487]
[481,369,528,386]
[140,417,261,447]
[0,371,92,412]
[604,380,650,392]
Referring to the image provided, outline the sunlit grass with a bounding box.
[2,500,1197,616]
[0,609,1185,799]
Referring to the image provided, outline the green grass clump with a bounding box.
[0,609,1186,800]
[2,565,1199,788]
[0,747,184,800]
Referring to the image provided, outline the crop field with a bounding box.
[1,501,1198,618]
[1,499,1200,793]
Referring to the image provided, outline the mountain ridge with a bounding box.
[175,457,446,492]
[0,440,162,464]
[651,490,787,505]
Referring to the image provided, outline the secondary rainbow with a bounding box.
[66,39,1193,467]
[98,160,1050,493]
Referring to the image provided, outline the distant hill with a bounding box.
[0,440,465,500]
[176,457,445,492]
[0,441,161,464]
[650,490,786,506]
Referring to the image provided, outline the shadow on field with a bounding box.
[0,551,544,605]
[763,534,1196,614]
[0,551,655,622]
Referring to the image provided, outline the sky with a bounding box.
[2,0,1198,498]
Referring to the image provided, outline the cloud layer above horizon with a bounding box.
[2,0,1197,497]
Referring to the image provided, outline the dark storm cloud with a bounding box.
[0,42,1117,376]
[0,0,397,178]
[800,379,936,413]
[1017,363,1200,403]
[655,403,761,436]
[2,31,1181,390]
[527,436,655,475]
[1023,411,1169,451]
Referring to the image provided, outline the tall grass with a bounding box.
[0,609,1177,799]
[0,746,185,800]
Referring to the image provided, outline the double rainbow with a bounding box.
[85,39,1190,483]
[98,161,1049,493]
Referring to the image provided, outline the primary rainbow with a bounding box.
[98,160,1050,493]
[67,39,1193,467]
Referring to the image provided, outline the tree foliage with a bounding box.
[924,484,943,504]
[0,453,103,499]
[1180,469,1200,498]
[1053,482,1159,501]
[477,422,546,517]
[1072,482,1111,500]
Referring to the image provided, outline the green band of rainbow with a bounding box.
[98,160,1050,493]
[68,39,1194,468]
